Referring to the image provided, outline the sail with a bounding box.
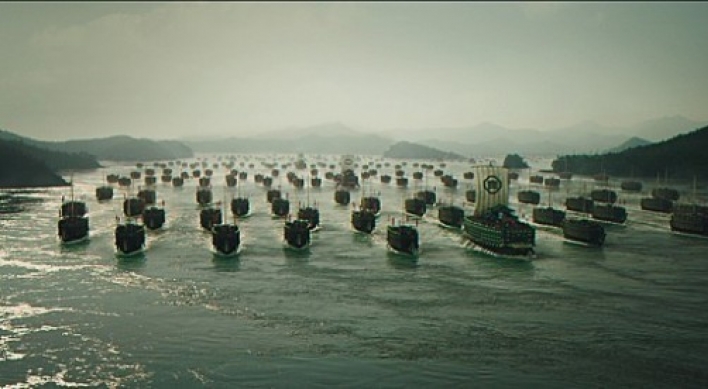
[340,154,356,173]
[473,165,509,217]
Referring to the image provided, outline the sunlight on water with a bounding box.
[1,155,707,387]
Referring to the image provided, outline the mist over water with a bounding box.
[1,154,707,387]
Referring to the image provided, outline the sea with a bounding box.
[1,154,707,388]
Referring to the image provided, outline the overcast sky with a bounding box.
[1,2,707,140]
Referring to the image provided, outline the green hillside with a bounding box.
[552,125,708,179]
[0,140,70,188]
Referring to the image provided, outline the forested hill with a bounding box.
[383,141,465,160]
[552,125,708,179]
[52,136,194,161]
[0,138,99,171]
[0,140,72,187]
[0,130,193,161]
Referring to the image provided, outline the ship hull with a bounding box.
[284,220,311,249]
[386,225,419,256]
[115,224,146,256]
[462,216,535,256]
[438,205,464,229]
[532,207,566,227]
[591,204,627,224]
[58,216,89,244]
[670,211,708,237]
[212,225,241,256]
[562,219,605,247]
[351,210,376,234]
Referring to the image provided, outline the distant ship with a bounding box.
[284,219,311,249]
[462,165,535,257]
[387,217,419,256]
[231,197,251,218]
[562,218,606,246]
[437,203,465,229]
[532,189,565,227]
[196,187,212,206]
[352,208,376,234]
[212,223,240,257]
[565,196,594,214]
[670,203,708,237]
[123,196,145,218]
[337,154,359,189]
[640,197,673,213]
[334,189,350,206]
[591,203,627,224]
[58,187,89,245]
[360,194,382,217]
[115,215,145,256]
[95,184,113,201]
[518,190,541,205]
[271,197,290,218]
[416,189,436,206]
[200,206,222,231]
[142,200,166,230]
[590,189,617,204]
[404,196,426,217]
[297,202,320,231]
[669,179,708,237]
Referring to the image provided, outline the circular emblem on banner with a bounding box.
[483,175,502,194]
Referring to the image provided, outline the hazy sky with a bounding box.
[1,2,707,140]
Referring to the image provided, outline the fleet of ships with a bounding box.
[56,153,708,259]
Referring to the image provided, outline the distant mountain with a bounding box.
[255,122,357,139]
[50,136,193,161]
[0,140,70,188]
[186,123,394,155]
[383,141,465,160]
[552,124,708,179]
[0,130,193,161]
[627,115,706,142]
[605,137,652,153]
[387,116,706,157]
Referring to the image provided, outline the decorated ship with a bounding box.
[462,165,535,257]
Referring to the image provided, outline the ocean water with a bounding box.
[1,155,707,388]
